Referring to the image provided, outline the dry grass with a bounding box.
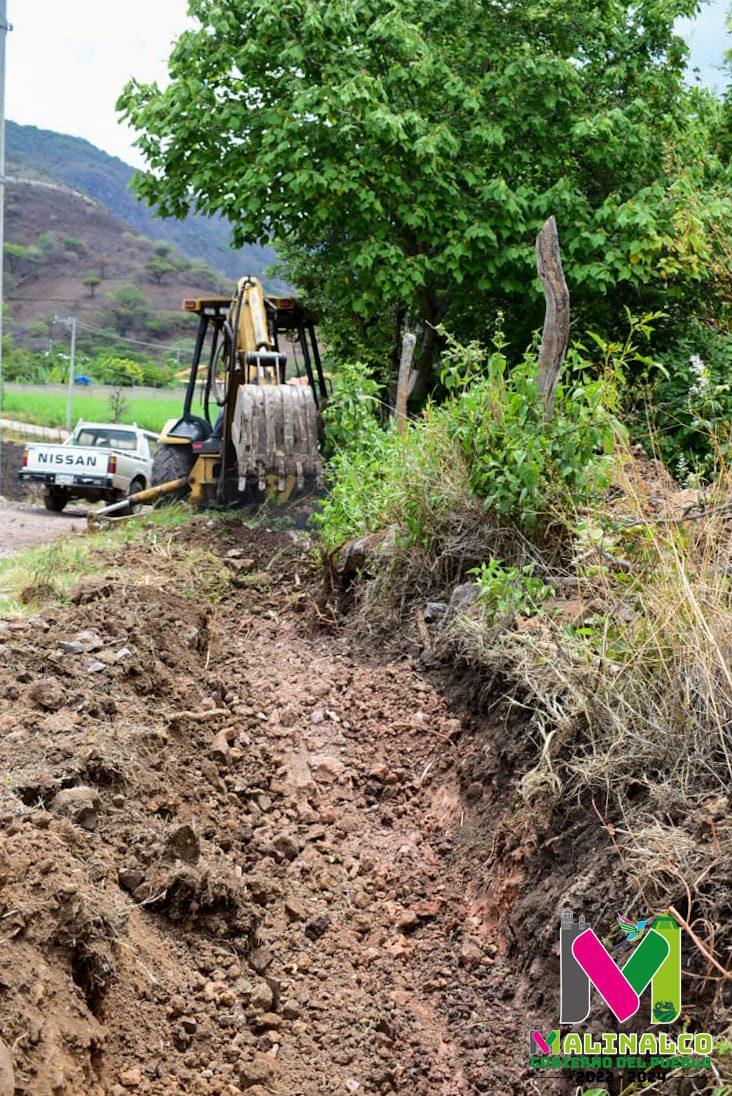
[443,447,732,1035]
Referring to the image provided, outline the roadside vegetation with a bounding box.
[0,505,220,616]
[4,0,732,1084]
[2,334,195,390]
[318,323,732,1081]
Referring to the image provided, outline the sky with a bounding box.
[4,0,732,170]
[6,0,192,167]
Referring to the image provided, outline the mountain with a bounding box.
[4,174,234,353]
[6,121,280,285]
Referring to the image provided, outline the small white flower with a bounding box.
[688,354,710,397]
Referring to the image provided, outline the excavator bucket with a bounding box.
[232,384,323,494]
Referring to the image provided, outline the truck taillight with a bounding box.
[21,449,28,468]
[108,455,117,474]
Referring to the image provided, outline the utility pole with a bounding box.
[0,2,12,495]
[60,316,77,431]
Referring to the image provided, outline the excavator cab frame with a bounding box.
[152,278,328,509]
[168,287,328,447]
[89,277,328,523]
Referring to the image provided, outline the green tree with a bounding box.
[4,242,42,276]
[119,0,717,386]
[96,356,145,387]
[145,254,178,284]
[1,342,44,382]
[106,285,150,336]
[139,359,175,387]
[185,261,227,291]
[83,273,102,298]
[62,237,85,255]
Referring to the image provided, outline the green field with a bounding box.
[1,389,202,433]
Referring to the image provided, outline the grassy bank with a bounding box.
[321,344,732,1075]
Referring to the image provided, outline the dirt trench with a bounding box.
[0,517,620,1095]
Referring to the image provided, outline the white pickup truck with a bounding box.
[19,421,157,513]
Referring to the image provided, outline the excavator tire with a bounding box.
[151,443,195,502]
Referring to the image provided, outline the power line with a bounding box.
[52,316,190,355]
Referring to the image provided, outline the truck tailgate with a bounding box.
[24,446,110,477]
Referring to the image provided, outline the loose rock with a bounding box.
[166,823,200,864]
[51,785,101,830]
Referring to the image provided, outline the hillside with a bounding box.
[4,176,233,354]
[6,121,280,286]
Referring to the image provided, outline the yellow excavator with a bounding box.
[91,276,327,521]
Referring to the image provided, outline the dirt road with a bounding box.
[7,509,723,1094]
[0,516,597,1094]
[0,501,90,557]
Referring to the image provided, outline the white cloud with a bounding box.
[4,0,731,169]
[6,0,191,166]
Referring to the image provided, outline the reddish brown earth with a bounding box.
[1,514,717,1095]
[0,517,546,1096]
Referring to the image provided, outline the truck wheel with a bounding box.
[151,443,195,503]
[44,488,68,513]
[118,477,146,517]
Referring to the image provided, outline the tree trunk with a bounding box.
[535,216,570,421]
[409,323,435,399]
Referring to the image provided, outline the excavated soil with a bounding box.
[0,513,719,1095]
[1,442,30,503]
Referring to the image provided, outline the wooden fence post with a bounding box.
[394,331,416,435]
[535,216,570,421]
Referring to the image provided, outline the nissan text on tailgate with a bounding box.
[20,421,157,513]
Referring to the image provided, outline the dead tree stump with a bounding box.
[394,332,416,435]
[535,216,570,420]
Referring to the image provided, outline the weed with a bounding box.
[319,330,619,557]
[469,559,554,625]
[321,360,384,452]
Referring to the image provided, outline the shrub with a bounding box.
[321,360,383,455]
[439,330,619,533]
[94,356,145,387]
[139,360,175,388]
[632,320,732,481]
[470,559,554,626]
[318,333,620,556]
